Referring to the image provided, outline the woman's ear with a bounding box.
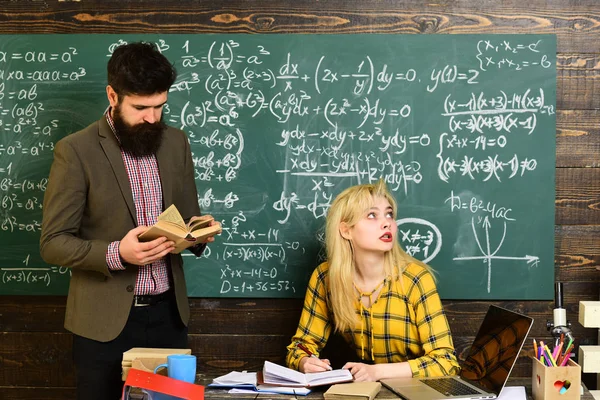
[339,222,352,240]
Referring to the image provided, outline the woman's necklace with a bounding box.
[353,277,388,308]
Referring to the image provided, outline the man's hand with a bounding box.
[343,362,379,382]
[197,220,222,244]
[119,226,175,266]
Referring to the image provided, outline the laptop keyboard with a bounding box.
[422,378,481,396]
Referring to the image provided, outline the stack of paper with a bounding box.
[121,348,191,381]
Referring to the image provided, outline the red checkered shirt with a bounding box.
[104,109,170,296]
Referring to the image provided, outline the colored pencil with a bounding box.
[544,345,557,367]
[559,344,574,366]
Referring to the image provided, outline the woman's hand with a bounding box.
[299,356,332,373]
[343,362,379,382]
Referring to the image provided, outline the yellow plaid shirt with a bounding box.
[286,262,460,377]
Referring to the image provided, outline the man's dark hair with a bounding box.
[107,41,177,97]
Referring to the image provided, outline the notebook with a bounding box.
[381,305,533,400]
[324,382,382,400]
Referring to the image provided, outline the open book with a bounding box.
[138,204,221,254]
[260,361,353,388]
[208,371,311,396]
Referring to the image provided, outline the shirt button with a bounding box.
[126,285,134,292]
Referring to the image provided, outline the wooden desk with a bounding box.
[197,375,594,399]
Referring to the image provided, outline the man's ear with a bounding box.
[106,85,119,108]
[339,222,352,240]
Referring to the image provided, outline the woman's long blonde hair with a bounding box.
[326,179,431,333]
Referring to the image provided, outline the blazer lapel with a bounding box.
[98,118,137,223]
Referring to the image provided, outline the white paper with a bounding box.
[212,371,257,385]
[227,386,311,396]
[228,388,259,394]
[256,385,311,395]
[498,386,526,400]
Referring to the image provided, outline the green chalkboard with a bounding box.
[0,34,556,299]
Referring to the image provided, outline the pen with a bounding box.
[296,342,316,358]
[296,342,332,370]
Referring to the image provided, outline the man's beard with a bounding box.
[112,105,165,157]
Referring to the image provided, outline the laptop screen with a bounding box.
[459,305,534,395]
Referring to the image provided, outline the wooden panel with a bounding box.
[189,334,291,371]
[558,54,600,111]
[0,332,74,387]
[444,283,600,336]
[1,282,597,386]
[0,331,545,389]
[2,280,597,334]
[1,389,75,400]
[556,168,600,225]
[557,110,600,168]
[0,296,68,332]
[556,225,600,282]
[188,298,303,335]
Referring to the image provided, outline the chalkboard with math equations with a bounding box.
[0,34,556,299]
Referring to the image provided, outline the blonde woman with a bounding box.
[285,180,460,382]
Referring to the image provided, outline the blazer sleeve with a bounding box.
[179,130,206,258]
[40,138,112,277]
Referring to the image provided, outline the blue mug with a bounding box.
[154,354,197,384]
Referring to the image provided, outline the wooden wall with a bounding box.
[0,1,598,398]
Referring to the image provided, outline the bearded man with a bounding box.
[40,42,218,400]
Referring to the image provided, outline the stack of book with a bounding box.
[121,347,192,381]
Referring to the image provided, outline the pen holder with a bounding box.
[531,357,581,400]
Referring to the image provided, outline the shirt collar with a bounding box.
[104,107,121,144]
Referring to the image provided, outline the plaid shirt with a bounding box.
[286,262,460,377]
[104,110,170,296]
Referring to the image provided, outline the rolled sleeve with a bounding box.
[285,263,332,370]
[407,267,461,377]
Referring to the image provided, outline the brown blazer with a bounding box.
[40,117,201,342]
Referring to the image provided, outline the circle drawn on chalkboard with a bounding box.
[396,218,442,264]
